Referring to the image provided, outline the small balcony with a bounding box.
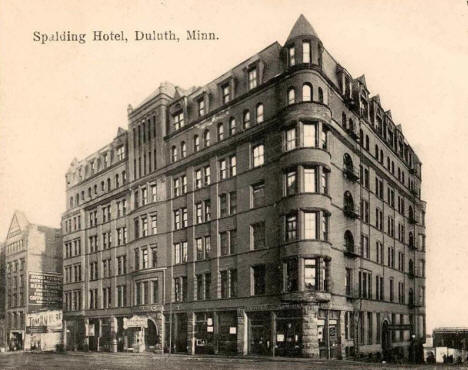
[343,167,359,182]
[343,206,360,219]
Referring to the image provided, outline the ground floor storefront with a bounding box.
[63,303,417,360]
[64,308,164,353]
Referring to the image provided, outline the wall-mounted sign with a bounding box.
[207,326,213,333]
[124,316,148,329]
[229,327,236,335]
[28,272,62,312]
[276,334,285,342]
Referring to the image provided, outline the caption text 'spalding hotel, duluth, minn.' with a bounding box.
[61,15,426,360]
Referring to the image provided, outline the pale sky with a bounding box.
[1,0,467,333]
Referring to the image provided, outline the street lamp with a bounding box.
[410,333,416,363]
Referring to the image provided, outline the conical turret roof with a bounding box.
[286,14,318,42]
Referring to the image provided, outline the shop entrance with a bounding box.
[9,332,23,351]
[382,320,391,360]
[276,310,302,357]
[175,314,187,353]
[218,311,237,354]
[195,312,214,354]
[248,312,271,355]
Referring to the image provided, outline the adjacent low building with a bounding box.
[3,211,62,351]
[61,15,426,360]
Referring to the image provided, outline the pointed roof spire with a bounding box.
[286,14,318,43]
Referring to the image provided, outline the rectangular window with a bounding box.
[252,222,265,250]
[220,232,229,256]
[286,170,297,196]
[220,270,228,298]
[204,166,211,185]
[195,169,202,189]
[288,46,295,66]
[252,265,266,295]
[286,214,297,241]
[248,68,257,90]
[205,200,211,221]
[303,123,316,147]
[229,192,237,215]
[286,127,296,151]
[152,280,159,303]
[252,144,264,167]
[196,275,203,300]
[198,99,205,116]
[302,41,311,63]
[230,269,238,297]
[222,84,230,104]
[230,155,237,177]
[219,159,227,180]
[304,167,316,192]
[151,214,157,234]
[304,212,317,239]
[219,194,228,217]
[205,273,211,299]
[196,238,204,261]
[230,229,237,254]
[252,181,265,208]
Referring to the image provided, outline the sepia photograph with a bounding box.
[0,0,467,368]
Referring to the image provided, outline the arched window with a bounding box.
[193,135,200,152]
[342,112,347,128]
[107,178,111,191]
[171,146,178,162]
[256,103,264,123]
[409,259,414,274]
[180,141,186,158]
[380,149,383,163]
[365,135,369,150]
[408,288,414,305]
[203,129,210,147]
[348,119,354,132]
[359,129,364,145]
[344,191,354,211]
[344,230,354,252]
[409,206,414,220]
[375,144,379,158]
[409,232,414,248]
[343,153,354,171]
[318,87,324,103]
[303,83,312,102]
[217,122,224,141]
[287,88,295,105]
[243,110,251,129]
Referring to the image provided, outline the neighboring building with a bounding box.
[3,211,62,351]
[0,242,6,348]
[61,15,426,359]
[423,328,468,363]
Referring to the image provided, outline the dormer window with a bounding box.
[302,41,311,63]
[173,111,184,130]
[198,99,205,117]
[222,83,231,104]
[288,46,296,66]
[116,146,125,161]
[248,68,257,90]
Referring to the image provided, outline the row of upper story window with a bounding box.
[170,107,331,169]
[344,230,426,273]
[345,268,425,306]
[168,65,260,135]
[67,170,127,210]
[64,263,81,284]
[81,254,129,282]
[175,257,329,304]
[7,291,25,309]
[344,153,423,215]
[87,226,130,253]
[66,145,126,187]
[341,112,420,181]
[6,239,25,255]
[337,70,418,171]
[6,311,25,330]
[6,273,25,292]
[6,258,25,274]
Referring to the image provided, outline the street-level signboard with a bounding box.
[28,272,62,312]
[123,316,148,329]
[26,310,62,333]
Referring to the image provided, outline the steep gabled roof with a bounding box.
[7,210,30,237]
[286,14,318,43]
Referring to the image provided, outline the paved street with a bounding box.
[0,352,456,370]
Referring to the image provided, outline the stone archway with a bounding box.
[145,318,159,350]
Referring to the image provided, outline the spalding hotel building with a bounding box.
[61,15,426,360]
